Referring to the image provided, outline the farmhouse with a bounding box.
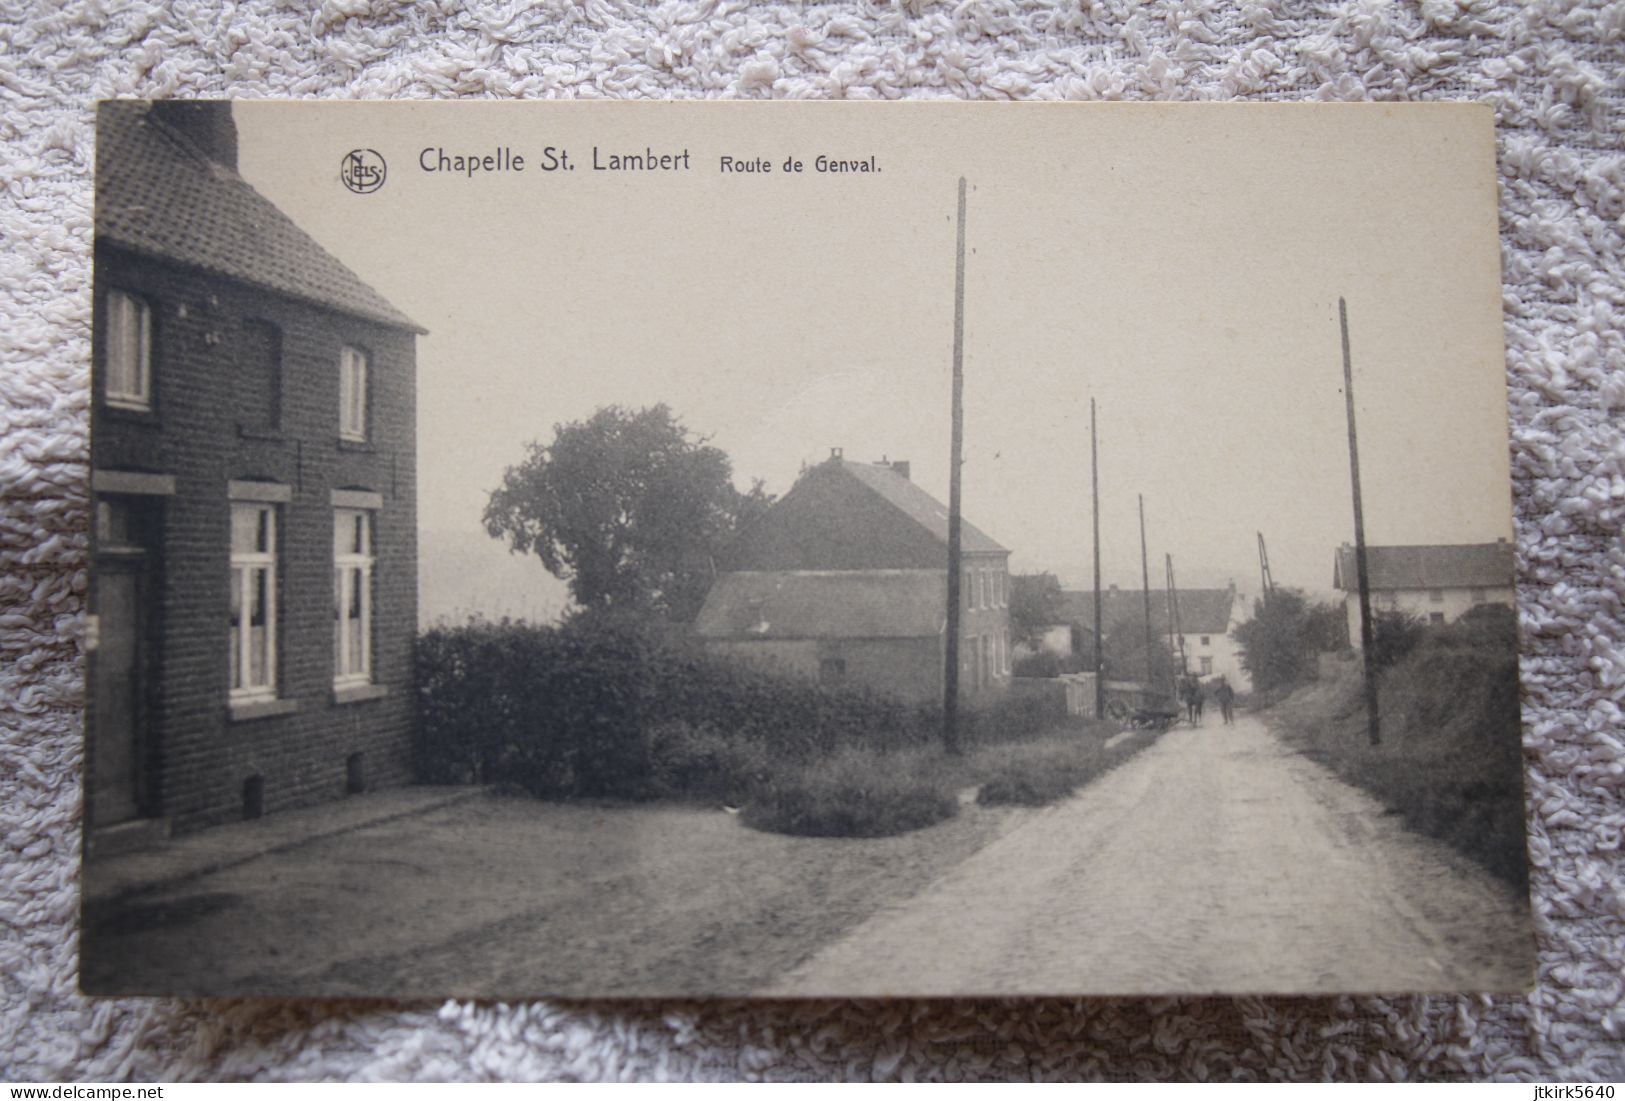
[695,452,1011,703]
[1046,583,1253,692]
[89,101,424,845]
[1333,541,1516,646]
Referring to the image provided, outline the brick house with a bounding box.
[88,101,424,844]
[694,452,1011,702]
[1333,541,1516,646]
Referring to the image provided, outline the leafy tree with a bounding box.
[1009,572,1064,647]
[483,404,772,622]
[1233,588,1345,693]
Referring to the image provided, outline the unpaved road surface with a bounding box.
[774,713,1534,996]
[82,790,1034,997]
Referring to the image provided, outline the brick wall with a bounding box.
[90,244,419,832]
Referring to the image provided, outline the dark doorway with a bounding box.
[89,497,156,827]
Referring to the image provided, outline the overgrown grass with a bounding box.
[1265,606,1528,887]
[741,747,960,838]
[973,730,1159,807]
[735,719,1165,837]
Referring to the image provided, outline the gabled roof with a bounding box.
[96,101,424,333]
[694,570,946,640]
[1057,587,1237,637]
[837,461,1007,555]
[1333,542,1514,592]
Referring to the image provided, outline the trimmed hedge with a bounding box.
[417,612,1072,800]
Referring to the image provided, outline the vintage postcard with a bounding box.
[81,101,1533,997]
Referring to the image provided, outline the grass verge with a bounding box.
[1264,614,1527,887]
[739,718,1166,838]
[973,728,1161,807]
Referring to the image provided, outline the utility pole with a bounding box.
[1166,553,1188,676]
[1341,297,1381,746]
[1091,397,1105,719]
[1257,531,1275,604]
[1139,495,1155,690]
[943,178,967,755]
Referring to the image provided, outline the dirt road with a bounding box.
[773,713,1534,996]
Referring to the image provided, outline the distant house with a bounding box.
[1046,583,1253,691]
[89,102,424,843]
[1333,541,1516,645]
[694,451,1011,702]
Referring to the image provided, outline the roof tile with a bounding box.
[96,102,423,333]
[1333,543,1514,591]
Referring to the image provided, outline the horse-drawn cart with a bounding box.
[1103,681,1180,730]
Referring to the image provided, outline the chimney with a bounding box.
[829,447,843,462]
[890,460,910,481]
[149,101,239,170]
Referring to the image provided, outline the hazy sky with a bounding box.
[236,102,1513,602]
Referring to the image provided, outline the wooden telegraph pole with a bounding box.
[1139,495,1155,689]
[1091,398,1105,719]
[1340,297,1381,747]
[1257,531,1276,604]
[1166,553,1188,676]
[943,178,967,755]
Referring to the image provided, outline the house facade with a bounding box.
[695,452,1011,702]
[1048,583,1253,692]
[88,102,424,843]
[1332,541,1516,646]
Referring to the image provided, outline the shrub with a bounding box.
[1370,610,1425,670]
[974,728,1156,807]
[963,687,1070,745]
[644,720,767,805]
[741,748,958,838]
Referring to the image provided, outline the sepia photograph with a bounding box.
[81,100,1533,998]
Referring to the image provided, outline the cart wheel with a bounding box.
[1107,699,1130,722]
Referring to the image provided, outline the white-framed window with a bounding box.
[229,503,278,701]
[333,508,373,687]
[1429,588,1445,603]
[339,345,368,442]
[104,290,152,411]
[964,569,973,612]
[1199,656,1213,675]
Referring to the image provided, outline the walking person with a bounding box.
[1192,678,1205,726]
[1214,677,1236,725]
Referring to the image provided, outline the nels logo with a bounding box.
[341,149,387,194]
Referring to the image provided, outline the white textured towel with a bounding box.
[3,0,1622,1081]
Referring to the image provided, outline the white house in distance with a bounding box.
[1332,540,1516,646]
[1044,583,1253,692]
